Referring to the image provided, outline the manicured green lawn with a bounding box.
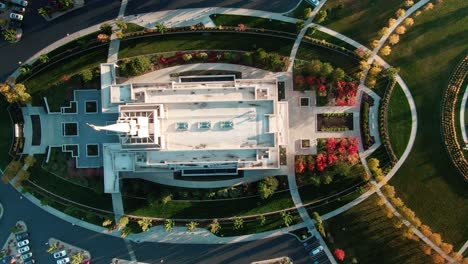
[387,83,412,158]
[296,41,359,73]
[24,45,108,94]
[119,33,295,58]
[317,0,403,47]
[210,14,297,33]
[387,0,468,248]
[124,190,295,219]
[298,176,363,204]
[325,195,432,264]
[0,98,13,170]
[218,213,302,237]
[366,145,392,170]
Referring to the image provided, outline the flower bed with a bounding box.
[295,137,361,186]
[317,113,353,131]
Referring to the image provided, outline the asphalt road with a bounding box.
[0,182,310,264]
[0,0,299,80]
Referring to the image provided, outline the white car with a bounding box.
[57,257,70,264]
[18,246,30,254]
[17,239,29,247]
[53,250,67,259]
[309,245,324,256]
[10,13,23,21]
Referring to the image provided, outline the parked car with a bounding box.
[309,245,324,256]
[10,0,27,7]
[57,257,70,264]
[15,232,29,241]
[20,252,33,260]
[17,239,29,247]
[9,12,23,21]
[11,5,25,13]
[18,246,30,254]
[0,2,7,9]
[53,250,67,259]
[24,260,35,264]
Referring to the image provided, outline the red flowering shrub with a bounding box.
[316,153,327,171]
[334,248,346,261]
[295,161,306,174]
[335,81,358,106]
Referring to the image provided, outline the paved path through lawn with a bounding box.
[460,85,468,144]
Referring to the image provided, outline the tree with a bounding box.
[431,254,445,264]
[365,77,377,88]
[2,83,32,104]
[24,155,36,167]
[80,69,93,83]
[359,60,370,71]
[100,23,112,34]
[420,224,432,237]
[379,45,392,56]
[209,219,221,234]
[71,253,84,264]
[381,185,396,198]
[304,7,312,19]
[315,10,327,23]
[182,54,192,62]
[388,18,397,27]
[2,29,18,43]
[312,212,322,225]
[371,39,380,49]
[186,221,199,232]
[331,68,345,82]
[396,8,406,18]
[121,56,151,76]
[47,242,59,253]
[382,67,400,79]
[155,22,167,34]
[420,244,432,255]
[390,197,404,208]
[334,248,346,262]
[281,211,293,227]
[257,176,279,199]
[309,59,323,75]
[164,219,175,233]
[423,3,434,11]
[256,48,269,64]
[320,62,333,78]
[369,65,382,76]
[115,31,124,39]
[429,233,443,246]
[116,19,127,30]
[58,0,74,10]
[296,21,304,32]
[161,193,173,205]
[241,52,253,66]
[233,217,243,230]
[102,219,113,227]
[258,215,266,226]
[388,34,400,45]
[39,54,49,64]
[117,216,129,231]
[378,27,390,37]
[137,218,152,232]
[404,0,414,7]
[440,242,453,254]
[37,7,50,18]
[403,17,414,27]
[395,26,407,35]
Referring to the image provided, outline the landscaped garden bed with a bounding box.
[317,113,353,131]
[360,93,375,150]
[210,14,297,33]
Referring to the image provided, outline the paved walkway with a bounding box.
[373,183,457,263]
[458,239,468,255]
[460,85,468,143]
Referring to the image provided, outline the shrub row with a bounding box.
[378,79,399,167]
[360,93,375,150]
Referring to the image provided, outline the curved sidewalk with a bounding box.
[460,85,468,143]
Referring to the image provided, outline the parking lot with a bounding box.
[303,236,332,264]
[0,0,27,37]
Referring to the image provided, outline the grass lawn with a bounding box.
[366,145,392,170]
[325,195,432,264]
[28,155,112,211]
[387,0,468,248]
[317,0,403,47]
[306,27,357,51]
[119,33,295,59]
[296,41,359,74]
[124,190,295,219]
[210,14,297,33]
[298,176,363,204]
[387,83,412,158]
[24,45,108,94]
[218,213,302,237]
[0,98,13,170]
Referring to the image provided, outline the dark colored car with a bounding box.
[11,5,25,13]
[15,232,29,241]
[24,259,36,264]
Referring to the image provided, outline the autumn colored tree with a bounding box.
[420,244,432,255]
[380,45,392,56]
[440,242,453,254]
[429,233,443,246]
[431,253,445,264]
[395,26,407,35]
[381,185,396,198]
[388,18,397,27]
[404,0,414,7]
[304,7,312,19]
[423,3,434,11]
[371,39,380,49]
[315,10,327,23]
[1,160,22,184]
[369,65,382,76]
[334,248,346,262]
[0,83,31,104]
[403,17,414,27]
[388,34,400,45]
[359,60,370,71]
[420,224,432,237]
[186,221,199,232]
[378,27,390,37]
[117,216,129,231]
[210,219,221,234]
[137,218,153,232]
[396,8,406,18]
[24,155,36,167]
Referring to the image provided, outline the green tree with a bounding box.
[258,215,266,226]
[117,216,129,231]
[255,48,268,64]
[315,10,327,23]
[58,0,73,10]
[186,221,199,232]
[155,22,167,34]
[39,54,49,64]
[209,219,221,234]
[2,28,17,43]
[164,219,175,233]
[161,193,173,205]
[137,218,153,232]
[19,65,31,74]
[241,52,253,66]
[304,7,312,19]
[320,62,334,78]
[116,19,127,30]
[100,23,113,35]
[102,219,113,227]
[233,217,243,230]
[382,67,400,79]
[47,242,59,253]
[322,174,333,184]
[182,54,192,62]
[37,7,50,18]
[281,211,293,227]
[121,56,151,76]
[312,212,322,225]
[309,59,323,76]
[257,176,279,199]
[80,69,93,83]
[331,68,345,82]
[296,21,304,32]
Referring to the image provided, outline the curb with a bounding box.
[0,203,3,220]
